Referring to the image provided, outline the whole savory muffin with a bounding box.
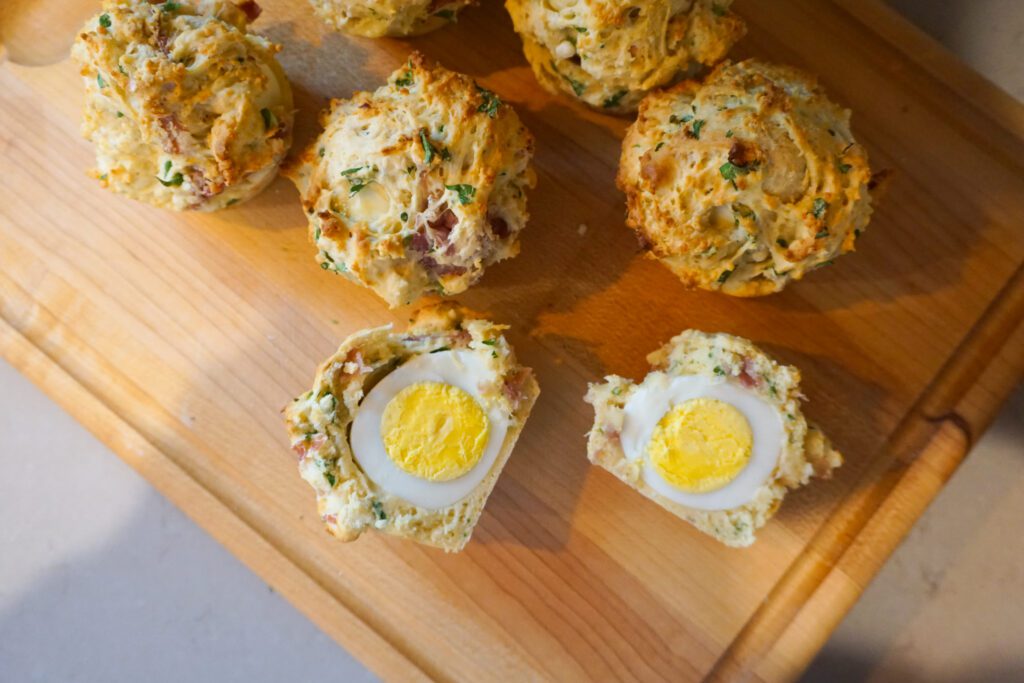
[308,0,475,37]
[284,304,539,552]
[505,0,744,113]
[72,0,293,211]
[585,330,841,547]
[618,59,879,295]
[287,52,536,308]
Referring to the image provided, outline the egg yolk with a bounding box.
[380,381,489,482]
[648,397,753,493]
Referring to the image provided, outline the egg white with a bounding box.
[620,374,784,511]
[350,350,509,509]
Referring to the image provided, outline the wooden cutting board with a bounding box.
[2,0,1023,680]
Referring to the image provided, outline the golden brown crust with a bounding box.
[72,0,293,211]
[309,0,475,37]
[506,0,744,113]
[618,59,877,295]
[286,52,535,308]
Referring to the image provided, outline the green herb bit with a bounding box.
[776,237,789,248]
[654,141,666,152]
[260,107,276,131]
[574,26,588,33]
[340,166,364,176]
[161,2,180,12]
[371,500,387,521]
[838,162,852,173]
[725,129,734,137]
[435,9,456,20]
[406,164,416,175]
[226,198,239,206]
[445,184,476,205]
[116,111,124,118]
[669,113,693,125]
[439,147,452,162]
[348,181,370,196]
[99,13,112,28]
[400,212,408,222]
[157,172,184,187]
[732,202,755,220]
[420,130,436,163]
[611,386,622,396]
[319,262,330,270]
[430,346,451,354]
[691,119,705,139]
[551,61,585,96]
[811,197,828,219]
[602,90,627,109]
[717,269,732,284]
[481,339,497,346]
[815,229,829,239]
[96,73,107,89]
[324,470,336,487]
[476,85,502,118]
[713,366,725,375]
[318,147,325,158]
[394,67,414,88]
[712,3,727,17]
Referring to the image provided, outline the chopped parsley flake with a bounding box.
[816,229,830,239]
[551,61,585,95]
[116,111,124,118]
[394,64,414,88]
[161,2,180,12]
[611,386,622,396]
[669,113,693,125]
[731,202,755,220]
[481,339,497,346]
[99,13,111,28]
[435,9,456,20]
[717,269,732,284]
[260,107,275,131]
[340,166,363,176]
[776,237,789,248]
[654,141,666,152]
[445,184,476,205]
[420,130,436,163]
[602,90,628,109]
[430,346,450,354]
[348,181,370,196]
[725,129,734,138]
[713,366,725,375]
[439,147,452,162]
[371,500,386,521]
[691,119,705,139]
[476,85,502,118]
[838,162,852,173]
[96,73,107,88]
[574,26,588,33]
[400,211,408,221]
[318,147,325,158]
[324,470,336,487]
[812,197,828,219]
[157,161,183,187]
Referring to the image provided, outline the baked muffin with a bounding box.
[284,304,539,552]
[287,52,535,308]
[72,0,293,211]
[308,0,475,37]
[505,0,744,113]
[585,330,842,547]
[618,59,878,295]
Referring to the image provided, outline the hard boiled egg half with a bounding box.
[350,350,509,509]
[618,373,784,510]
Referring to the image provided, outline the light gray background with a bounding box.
[1,1,1021,681]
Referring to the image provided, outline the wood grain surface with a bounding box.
[2,0,1023,680]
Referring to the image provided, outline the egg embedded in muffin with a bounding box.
[505,0,745,113]
[618,59,884,295]
[72,0,293,211]
[284,304,539,552]
[308,0,476,37]
[286,52,536,308]
[585,330,842,547]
